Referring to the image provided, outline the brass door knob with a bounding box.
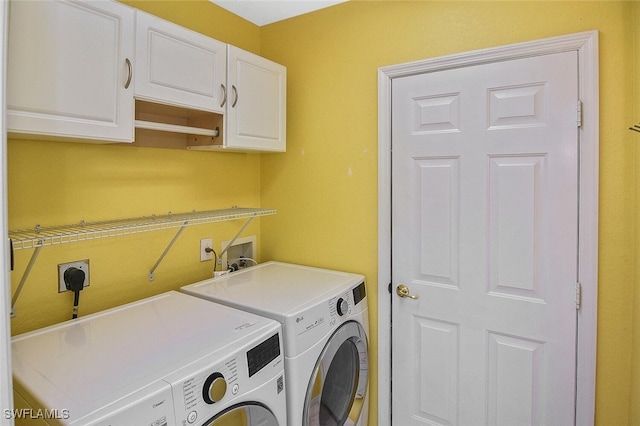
[396,284,419,299]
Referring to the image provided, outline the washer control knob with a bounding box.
[337,298,349,316]
[202,373,227,404]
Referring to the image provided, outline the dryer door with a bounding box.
[203,403,279,426]
[303,321,369,426]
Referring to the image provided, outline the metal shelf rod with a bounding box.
[148,221,188,282]
[134,120,219,137]
[10,244,43,318]
[219,215,256,261]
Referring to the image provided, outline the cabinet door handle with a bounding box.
[231,85,238,108]
[124,58,132,89]
[220,84,227,107]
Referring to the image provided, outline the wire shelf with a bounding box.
[9,207,276,251]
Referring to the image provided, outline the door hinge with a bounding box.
[577,100,583,128]
[575,282,582,310]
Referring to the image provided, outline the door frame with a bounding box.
[1,2,14,425]
[377,31,599,425]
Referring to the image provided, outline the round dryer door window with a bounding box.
[203,403,279,426]
[303,321,369,426]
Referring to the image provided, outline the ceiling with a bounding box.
[209,0,348,26]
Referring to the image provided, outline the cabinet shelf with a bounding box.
[132,100,224,149]
[9,207,276,250]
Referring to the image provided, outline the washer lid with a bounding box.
[12,291,279,422]
[181,262,365,320]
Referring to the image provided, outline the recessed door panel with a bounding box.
[413,317,459,426]
[488,154,547,301]
[487,333,544,426]
[414,157,460,287]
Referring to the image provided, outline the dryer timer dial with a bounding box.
[202,372,227,404]
[337,298,349,316]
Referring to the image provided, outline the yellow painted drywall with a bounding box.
[259,1,636,425]
[630,2,640,425]
[7,1,639,425]
[8,141,264,334]
[8,1,265,335]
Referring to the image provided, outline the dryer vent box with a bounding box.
[222,235,256,271]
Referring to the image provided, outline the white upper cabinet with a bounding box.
[7,0,135,143]
[6,0,285,152]
[134,11,227,113]
[224,46,286,152]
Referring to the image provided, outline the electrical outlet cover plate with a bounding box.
[58,260,90,293]
[201,238,213,262]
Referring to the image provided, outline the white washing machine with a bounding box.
[11,291,286,426]
[181,261,369,426]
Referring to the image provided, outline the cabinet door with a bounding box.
[226,46,286,152]
[7,0,135,143]
[135,10,226,114]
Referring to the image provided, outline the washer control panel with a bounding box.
[247,333,281,377]
[166,331,283,425]
[177,356,239,424]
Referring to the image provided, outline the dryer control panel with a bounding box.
[332,281,367,317]
[286,280,367,357]
[329,280,367,318]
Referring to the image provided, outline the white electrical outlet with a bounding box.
[200,238,213,262]
[58,260,90,293]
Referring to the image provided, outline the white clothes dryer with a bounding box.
[11,291,286,426]
[181,261,369,426]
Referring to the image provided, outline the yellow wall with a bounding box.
[7,1,640,425]
[630,2,640,425]
[8,1,264,334]
[259,1,637,425]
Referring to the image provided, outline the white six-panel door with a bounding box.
[391,51,579,425]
